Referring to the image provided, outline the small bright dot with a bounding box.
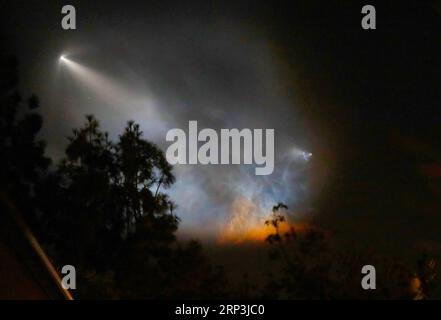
[302,152,312,161]
[59,55,67,62]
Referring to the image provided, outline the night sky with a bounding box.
[1,0,440,259]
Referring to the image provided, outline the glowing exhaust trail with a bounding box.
[59,55,142,104]
[57,54,168,137]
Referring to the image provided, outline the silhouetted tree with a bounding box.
[263,203,416,299]
[39,115,176,272]
[36,114,228,299]
[0,56,50,228]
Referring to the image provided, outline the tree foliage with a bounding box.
[0,56,50,227]
[263,203,439,299]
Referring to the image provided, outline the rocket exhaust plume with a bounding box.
[55,54,168,140]
[218,197,308,244]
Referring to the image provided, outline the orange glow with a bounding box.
[219,220,311,244]
[218,197,311,244]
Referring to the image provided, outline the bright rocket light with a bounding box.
[302,152,312,161]
[55,54,168,139]
[58,56,134,101]
[290,147,312,162]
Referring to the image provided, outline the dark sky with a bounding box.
[1,1,440,256]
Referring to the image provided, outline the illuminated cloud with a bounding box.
[45,18,313,241]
